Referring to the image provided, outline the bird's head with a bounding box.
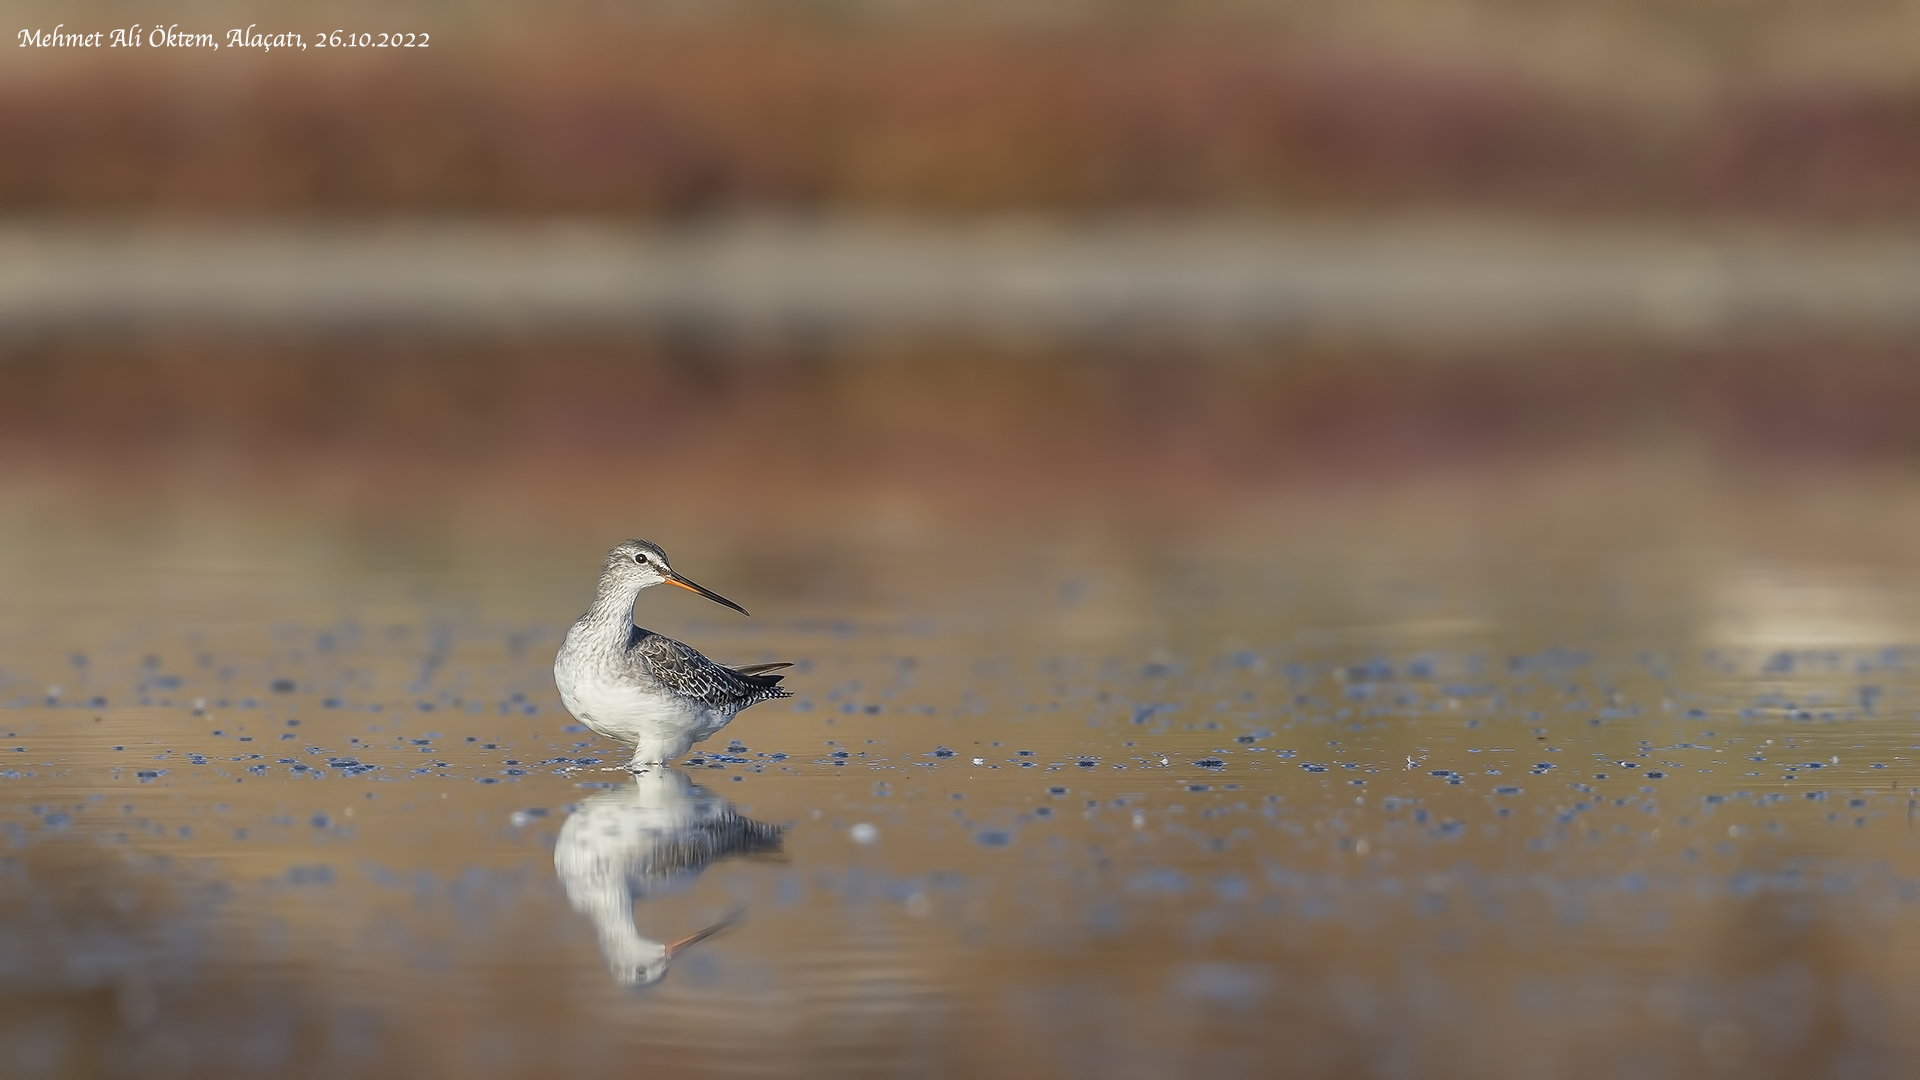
[600,539,749,615]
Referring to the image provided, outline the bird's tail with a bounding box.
[730,660,794,699]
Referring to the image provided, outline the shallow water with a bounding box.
[5,465,1920,1079]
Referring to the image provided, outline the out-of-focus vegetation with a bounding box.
[9,0,1920,219]
[4,332,1914,532]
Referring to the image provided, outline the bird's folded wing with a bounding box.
[634,634,790,708]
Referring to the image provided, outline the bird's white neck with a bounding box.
[583,579,646,633]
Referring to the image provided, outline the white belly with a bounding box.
[557,673,708,742]
[553,621,740,765]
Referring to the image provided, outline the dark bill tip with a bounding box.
[664,572,751,616]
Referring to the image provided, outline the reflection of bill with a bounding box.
[555,767,783,987]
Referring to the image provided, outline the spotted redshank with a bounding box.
[554,539,791,769]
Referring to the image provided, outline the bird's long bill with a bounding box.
[664,570,750,616]
[664,912,742,959]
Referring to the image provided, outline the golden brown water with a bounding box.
[5,446,1920,1079]
[12,0,1920,1071]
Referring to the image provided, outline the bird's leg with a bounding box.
[626,742,674,772]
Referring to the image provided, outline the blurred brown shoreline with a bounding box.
[6,327,1919,534]
[10,27,1920,222]
[4,1,1919,540]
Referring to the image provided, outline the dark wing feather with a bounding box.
[732,662,794,676]
[632,633,792,710]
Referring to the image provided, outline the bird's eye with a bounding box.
[633,553,647,565]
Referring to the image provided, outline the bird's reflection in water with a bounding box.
[555,766,783,988]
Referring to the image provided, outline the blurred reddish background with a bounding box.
[10,8,1920,221]
[5,0,1920,536]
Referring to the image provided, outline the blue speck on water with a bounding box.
[930,747,956,757]
[1048,786,1068,795]
[136,770,165,782]
[1132,703,1174,724]
[1494,786,1522,795]
[976,831,1012,847]
[1195,759,1225,769]
[286,864,334,886]
[310,814,329,828]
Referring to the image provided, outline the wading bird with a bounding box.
[555,539,791,770]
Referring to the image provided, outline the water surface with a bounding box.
[4,464,1920,1078]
